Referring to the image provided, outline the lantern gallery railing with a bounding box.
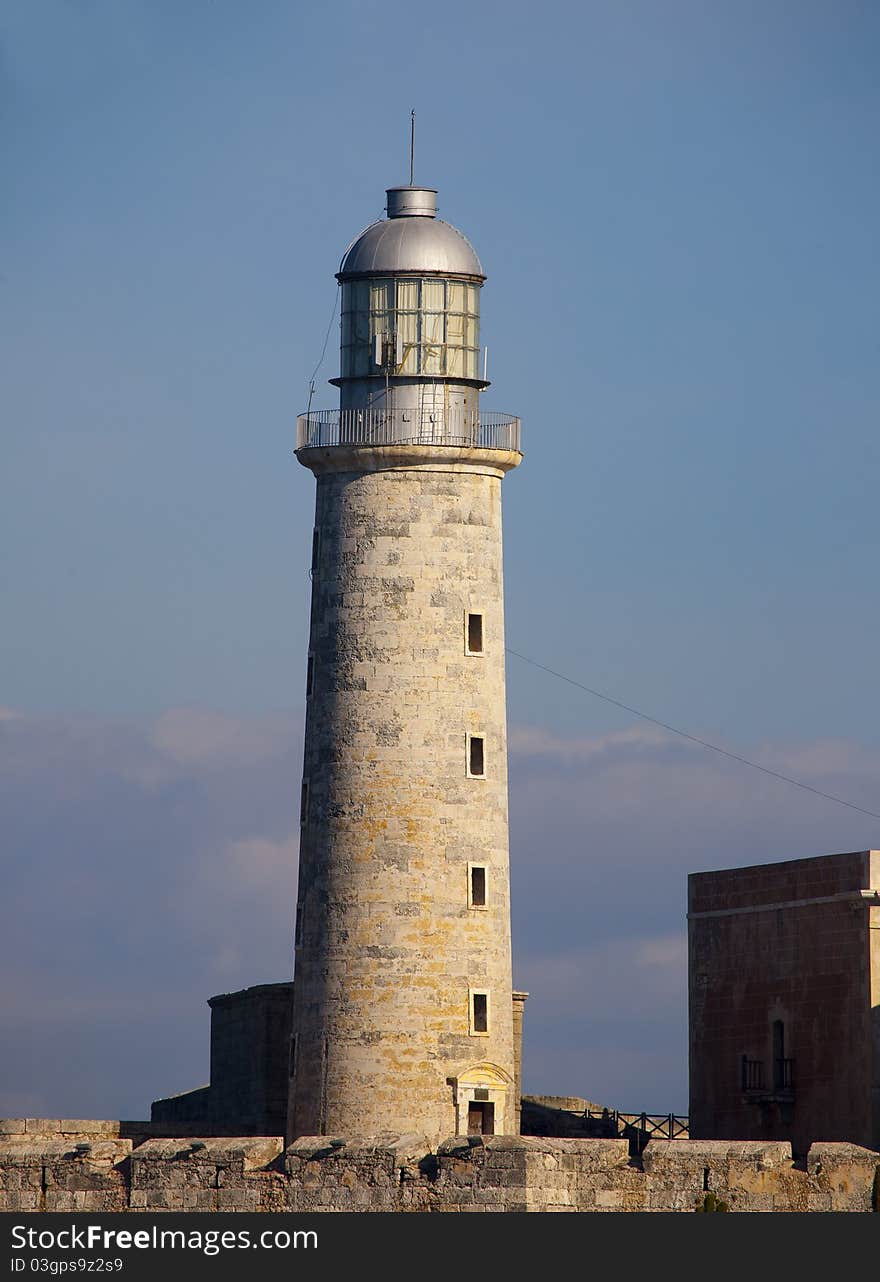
[296,408,521,453]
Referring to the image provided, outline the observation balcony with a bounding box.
[741,1054,795,1101]
[296,407,521,453]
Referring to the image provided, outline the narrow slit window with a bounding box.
[466,612,484,655]
[772,1019,791,1090]
[306,654,314,698]
[294,900,304,947]
[470,990,489,1035]
[300,779,309,826]
[288,1035,297,1079]
[469,864,487,908]
[468,735,485,778]
[311,527,320,570]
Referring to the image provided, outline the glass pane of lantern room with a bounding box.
[397,309,418,345]
[422,312,444,345]
[398,343,418,373]
[396,280,418,310]
[447,281,466,312]
[397,309,418,373]
[421,280,445,311]
[446,310,466,342]
[421,312,444,373]
[422,342,443,374]
[370,280,390,311]
[446,347,465,376]
[370,281,391,343]
[369,310,386,346]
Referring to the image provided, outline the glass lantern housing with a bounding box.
[340,278,480,380]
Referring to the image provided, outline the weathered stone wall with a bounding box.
[290,446,520,1144]
[689,850,880,1154]
[207,984,292,1134]
[2,1125,877,1213]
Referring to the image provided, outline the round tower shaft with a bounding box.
[289,185,522,1144]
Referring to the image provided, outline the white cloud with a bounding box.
[151,707,294,767]
[758,738,880,778]
[518,932,687,1022]
[508,719,880,859]
[508,723,669,760]
[636,933,688,970]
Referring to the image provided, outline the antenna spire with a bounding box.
[409,109,415,186]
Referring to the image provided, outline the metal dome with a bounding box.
[337,187,484,280]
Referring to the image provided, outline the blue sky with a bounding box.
[2,1,879,1120]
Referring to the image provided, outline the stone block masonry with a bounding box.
[151,983,293,1136]
[689,850,880,1153]
[1,1124,877,1212]
[291,448,521,1143]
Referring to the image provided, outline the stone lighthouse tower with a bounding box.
[288,183,522,1145]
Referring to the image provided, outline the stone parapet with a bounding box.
[1,1128,877,1213]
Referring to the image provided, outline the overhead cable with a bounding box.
[506,648,880,821]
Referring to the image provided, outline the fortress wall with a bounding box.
[1,1128,877,1213]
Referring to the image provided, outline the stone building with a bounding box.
[151,983,292,1136]
[287,182,523,1145]
[688,849,880,1155]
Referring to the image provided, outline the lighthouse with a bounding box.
[288,183,522,1144]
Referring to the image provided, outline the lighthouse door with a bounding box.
[467,1101,495,1135]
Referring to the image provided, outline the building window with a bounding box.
[468,864,488,909]
[288,1035,297,1079]
[465,611,484,655]
[294,901,304,947]
[467,735,485,778]
[470,990,489,1035]
[772,1020,793,1090]
[306,654,314,698]
[300,780,309,825]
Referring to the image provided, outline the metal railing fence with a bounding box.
[741,1057,764,1091]
[585,1110,690,1153]
[296,407,521,452]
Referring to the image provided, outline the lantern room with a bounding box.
[332,186,487,419]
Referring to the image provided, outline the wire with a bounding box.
[505,648,880,822]
[308,289,340,391]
